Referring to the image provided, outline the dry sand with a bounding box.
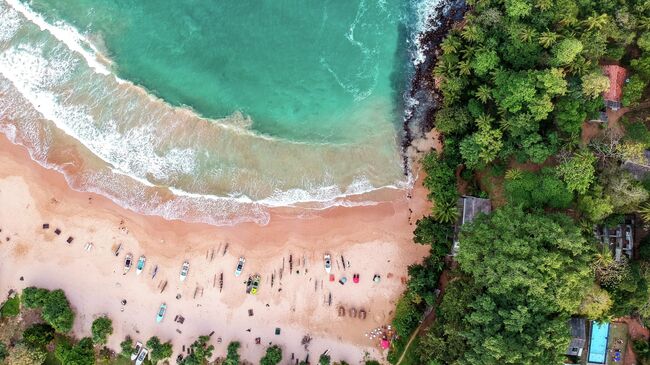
[0,134,432,364]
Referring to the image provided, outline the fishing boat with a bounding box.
[324,254,331,274]
[135,347,148,365]
[179,261,190,281]
[156,303,167,323]
[246,274,261,295]
[123,254,133,275]
[136,255,146,275]
[130,341,142,360]
[235,257,245,276]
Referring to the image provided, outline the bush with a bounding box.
[55,337,95,365]
[622,75,648,107]
[1,295,20,317]
[319,354,331,365]
[260,345,282,365]
[0,342,7,361]
[22,323,55,349]
[91,316,113,344]
[147,336,173,364]
[21,287,49,309]
[42,290,74,333]
[505,168,573,209]
[119,336,135,358]
[223,341,240,365]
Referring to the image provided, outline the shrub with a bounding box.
[41,290,74,333]
[0,295,20,317]
[147,336,173,364]
[260,345,282,365]
[91,316,113,344]
[223,341,240,365]
[21,287,49,309]
[22,323,55,349]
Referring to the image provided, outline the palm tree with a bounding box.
[583,14,609,31]
[519,27,538,43]
[440,36,461,55]
[475,85,492,103]
[640,202,650,223]
[458,60,472,76]
[535,0,553,11]
[505,168,523,181]
[538,31,559,48]
[475,113,495,129]
[433,200,459,224]
[461,25,483,43]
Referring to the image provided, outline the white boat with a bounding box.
[123,254,133,275]
[180,261,190,281]
[156,303,167,323]
[324,254,331,274]
[130,341,142,361]
[135,347,148,365]
[136,255,146,275]
[235,257,245,277]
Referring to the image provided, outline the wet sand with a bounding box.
[0,134,431,363]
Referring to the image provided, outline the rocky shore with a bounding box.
[402,0,468,169]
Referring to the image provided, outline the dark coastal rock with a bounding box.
[401,0,467,173]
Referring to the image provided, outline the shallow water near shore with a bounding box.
[0,0,440,225]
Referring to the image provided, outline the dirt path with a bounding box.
[395,270,450,365]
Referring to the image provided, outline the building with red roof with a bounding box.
[602,65,627,111]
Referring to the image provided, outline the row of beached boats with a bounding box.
[130,341,149,365]
[121,253,188,282]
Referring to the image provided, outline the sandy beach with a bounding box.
[0,134,432,363]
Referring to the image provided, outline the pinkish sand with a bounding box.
[0,134,432,363]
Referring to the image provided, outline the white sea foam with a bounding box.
[412,0,442,65]
[0,0,413,226]
[0,2,21,42]
[5,0,111,75]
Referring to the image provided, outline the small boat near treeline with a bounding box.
[130,341,142,360]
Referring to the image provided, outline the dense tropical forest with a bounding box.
[389,0,650,364]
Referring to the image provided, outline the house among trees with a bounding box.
[594,216,635,262]
[452,196,491,256]
[602,65,627,111]
[566,318,586,358]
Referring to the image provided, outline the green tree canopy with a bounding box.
[22,323,55,349]
[260,345,283,365]
[91,316,113,345]
[6,343,47,365]
[41,289,75,333]
[223,341,240,365]
[179,335,213,365]
[557,151,597,194]
[147,336,173,364]
[54,338,95,365]
[429,206,596,364]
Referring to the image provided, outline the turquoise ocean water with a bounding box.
[0,0,435,225]
[26,0,408,142]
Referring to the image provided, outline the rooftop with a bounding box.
[602,65,627,109]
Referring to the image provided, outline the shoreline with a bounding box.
[0,133,432,363]
[402,0,467,158]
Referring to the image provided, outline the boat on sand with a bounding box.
[180,261,190,281]
[130,341,142,360]
[135,347,148,365]
[136,255,146,275]
[123,254,133,275]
